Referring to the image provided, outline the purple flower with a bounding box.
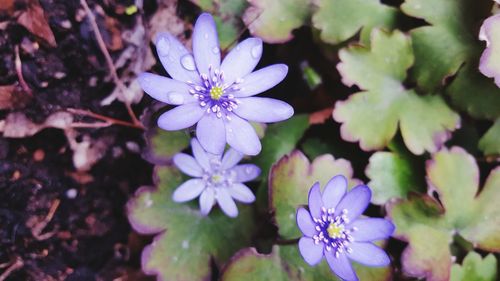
[172,138,260,217]
[479,13,500,87]
[296,175,394,281]
[139,13,294,156]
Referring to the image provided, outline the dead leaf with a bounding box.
[0,0,14,13]
[17,0,57,47]
[0,111,73,138]
[0,84,32,110]
[65,130,114,171]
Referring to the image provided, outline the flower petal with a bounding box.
[234,64,288,97]
[296,208,316,237]
[221,148,244,169]
[200,188,215,216]
[155,33,200,83]
[308,182,322,219]
[231,164,260,182]
[347,242,391,267]
[173,153,203,177]
[191,138,210,171]
[138,73,195,105]
[479,14,500,88]
[192,13,220,76]
[221,38,262,85]
[216,188,238,217]
[322,175,347,210]
[224,115,261,156]
[298,237,324,266]
[334,185,371,222]
[325,251,358,281]
[172,179,206,202]
[157,103,204,130]
[228,183,255,203]
[196,113,226,155]
[349,218,395,242]
[234,97,294,123]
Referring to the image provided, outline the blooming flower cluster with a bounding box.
[297,175,394,281]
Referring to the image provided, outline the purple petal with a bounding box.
[200,188,215,216]
[298,237,324,266]
[296,207,316,237]
[479,14,500,87]
[334,185,371,222]
[308,182,322,219]
[155,33,200,83]
[191,138,210,171]
[138,73,195,105]
[231,164,260,182]
[233,97,294,123]
[325,251,358,281]
[221,38,262,85]
[216,188,238,217]
[221,148,244,169]
[192,13,220,76]
[173,153,203,177]
[234,64,288,97]
[196,113,226,155]
[322,175,347,209]
[349,218,395,242]
[224,115,261,156]
[228,183,255,203]
[347,242,391,267]
[172,179,205,202]
[157,103,204,130]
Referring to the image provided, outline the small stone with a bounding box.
[66,188,78,199]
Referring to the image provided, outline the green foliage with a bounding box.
[127,166,254,281]
[144,129,190,164]
[221,246,391,281]
[450,252,497,281]
[333,29,460,155]
[479,118,500,156]
[388,147,500,281]
[269,150,360,239]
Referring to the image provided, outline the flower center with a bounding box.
[327,223,344,239]
[211,174,223,184]
[312,207,356,258]
[187,65,244,119]
[210,86,223,100]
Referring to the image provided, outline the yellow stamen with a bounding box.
[327,223,344,239]
[210,86,223,100]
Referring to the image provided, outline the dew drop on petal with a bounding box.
[204,33,209,39]
[250,44,262,59]
[166,92,185,105]
[156,37,170,57]
[245,166,253,174]
[212,47,220,54]
[180,54,196,71]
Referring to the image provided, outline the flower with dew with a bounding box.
[296,175,394,281]
[479,10,500,87]
[172,138,260,218]
[139,13,294,156]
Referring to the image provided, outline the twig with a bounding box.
[14,45,33,96]
[67,108,145,129]
[31,199,60,240]
[0,257,23,281]
[222,10,263,53]
[79,0,141,126]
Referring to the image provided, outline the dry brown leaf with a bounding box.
[0,111,73,138]
[0,84,31,110]
[17,0,57,47]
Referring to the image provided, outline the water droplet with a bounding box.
[251,44,262,59]
[245,166,253,174]
[180,54,196,71]
[204,33,209,39]
[236,46,241,51]
[167,92,185,105]
[156,37,170,57]
[212,47,220,54]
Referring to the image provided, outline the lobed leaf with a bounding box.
[450,252,497,281]
[478,118,500,156]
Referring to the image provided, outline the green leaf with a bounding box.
[333,29,460,155]
[127,166,254,281]
[312,0,398,45]
[365,151,424,205]
[400,0,488,91]
[451,252,498,281]
[387,147,500,280]
[243,0,311,43]
[269,150,360,239]
[221,246,391,281]
[446,65,500,120]
[479,118,500,156]
[143,129,190,164]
